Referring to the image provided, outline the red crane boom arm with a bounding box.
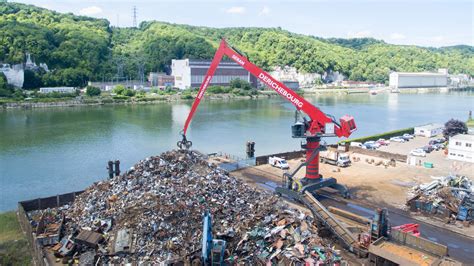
[182,39,355,138]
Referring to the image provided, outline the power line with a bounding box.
[132,6,137,28]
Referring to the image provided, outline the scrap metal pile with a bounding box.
[407,175,473,224]
[44,150,343,264]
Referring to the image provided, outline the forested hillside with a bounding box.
[1,2,473,88]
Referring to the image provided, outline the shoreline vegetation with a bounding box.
[1,86,471,110]
[0,211,31,265]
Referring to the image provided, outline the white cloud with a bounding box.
[432,36,445,42]
[225,6,245,14]
[347,30,372,38]
[390,33,406,40]
[259,6,270,16]
[79,6,103,16]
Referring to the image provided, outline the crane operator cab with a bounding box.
[340,115,357,134]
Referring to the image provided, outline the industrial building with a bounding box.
[448,134,474,163]
[389,69,448,89]
[171,59,257,90]
[414,123,444,138]
[148,72,174,88]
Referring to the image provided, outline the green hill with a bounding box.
[1,2,473,89]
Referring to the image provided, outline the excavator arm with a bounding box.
[180,39,356,145]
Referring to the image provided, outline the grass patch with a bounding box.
[339,127,414,144]
[0,211,31,265]
[0,212,23,243]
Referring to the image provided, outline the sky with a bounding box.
[12,0,474,47]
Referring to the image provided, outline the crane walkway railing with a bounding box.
[302,191,360,253]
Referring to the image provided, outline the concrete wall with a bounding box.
[391,230,448,257]
[256,150,305,165]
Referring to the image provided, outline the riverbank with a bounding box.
[0,211,31,265]
[1,86,471,110]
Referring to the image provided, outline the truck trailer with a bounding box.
[320,150,351,167]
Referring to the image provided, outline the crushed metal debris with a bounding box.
[407,175,473,224]
[27,150,344,264]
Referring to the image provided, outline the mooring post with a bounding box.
[114,160,121,176]
[107,161,114,179]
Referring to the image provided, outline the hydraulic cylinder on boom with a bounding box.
[177,39,356,198]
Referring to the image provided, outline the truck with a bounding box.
[268,156,289,169]
[320,150,351,167]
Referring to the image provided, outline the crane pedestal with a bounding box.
[275,137,349,200]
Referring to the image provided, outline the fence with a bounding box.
[210,152,256,172]
[17,191,84,266]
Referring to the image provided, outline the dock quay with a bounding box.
[15,146,472,265]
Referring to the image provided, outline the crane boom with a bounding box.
[179,39,356,193]
[182,39,355,138]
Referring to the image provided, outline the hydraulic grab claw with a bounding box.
[177,133,192,150]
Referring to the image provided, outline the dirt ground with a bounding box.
[230,138,474,237]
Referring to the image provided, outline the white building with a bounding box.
[414,123,444,137]
[448,134,474,163]
[171,59,257,90]
[39,87,76,93]
[270,66,321,88]
[389,69,448,89]
[0,63,24,88]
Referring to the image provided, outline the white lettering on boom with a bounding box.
[258,73,303,108]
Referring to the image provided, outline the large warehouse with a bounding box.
[171,59,257,90]
[389,69,448,89]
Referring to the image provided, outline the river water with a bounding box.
[1,91,473,211]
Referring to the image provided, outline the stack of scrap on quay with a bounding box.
[25,150,344,264]
[406,175,473,224]
[27,208,65,246]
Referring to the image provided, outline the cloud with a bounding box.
[259,6,270,16]
[432,36,445,42]
[225,6,245,14]
[347,30,372,38]
[79,6,103,16]
[390,33,406,40]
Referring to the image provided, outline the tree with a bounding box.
[86,86,101,96]
[443,119,468,139]
[123,89,135,97]
[23,69,44,90]
[113,85,125,95]
[230,79,252,90]
[0,72,13,97]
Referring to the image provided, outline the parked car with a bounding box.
[433,143,445,150]
[390,136,406,143]
[401,133,414,141]
[268,156,289,169]
[362,143,377,150]
[410,149,426,157]
[350,142,363,148]
[364,141,381,148]
[429,138,446,145]
[422,145,434,153]
[376,138,390,146]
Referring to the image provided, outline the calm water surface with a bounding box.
[1,91,473,211]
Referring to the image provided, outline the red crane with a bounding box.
[178,39,356,197]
